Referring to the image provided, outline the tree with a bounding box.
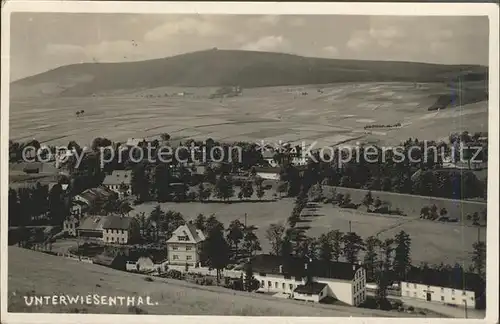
[373,197,382,209]
[153,164,171,202]
[472,241,486,279]
[131,163,150,202]
[265,223,285,255]
[393,230,411,281]
[205,214,224,234]
[329,230,344,262]
[240,181,254,200]
[160,133,171,142]
[48,183,66,225]
[149,205,165,241]
[198,183,211,202]
[194,213,207,232]
[379,238,394,273]
[420,206,430,219]
[277,181,288,198]
[362,191,374,209]
[318,233,333,262]
[242,227,262,256]
[364,236,381,281]
[226,219,245,257]
[439,208,448,217]
[243,262,259,292]
[342,232,365,264]
[214,175,235,201]
[201,225,230,283]
[256,185,265,200]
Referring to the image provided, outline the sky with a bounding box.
[10,13,489,81]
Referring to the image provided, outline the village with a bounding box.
[7,130,488,318]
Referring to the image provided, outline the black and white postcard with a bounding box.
[1,2,498,324]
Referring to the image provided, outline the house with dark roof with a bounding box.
[293,282,328,303]
[73,186,116,209]
[77,215,133,244]
[102,215,133,244]
[400,266,486,309]
[102,170,132,198]
[249,254,366,306]
[166,223,206,266]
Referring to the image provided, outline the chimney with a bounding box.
[352,264,356,271]
[279,265,283,274]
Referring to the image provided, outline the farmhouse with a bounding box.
[70,200,89,218]
[400,266,485,309]
[166,224,206,266]
[73,186,116,209]
[126,250,169,273]
[249,254,366,306]
[77,215,133,244]
[102,170,132,198]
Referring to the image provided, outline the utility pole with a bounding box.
[349,220,352,233]
[244,213,247,229]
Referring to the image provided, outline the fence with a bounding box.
[57,252,94,264]
[167,265,243,278]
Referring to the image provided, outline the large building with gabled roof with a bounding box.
[166,223,206,266]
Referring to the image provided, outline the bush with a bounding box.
[408,306,415,312]
[166,269,182,279]
[144,277,154,282]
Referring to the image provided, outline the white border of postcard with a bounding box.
[1,2,499,324]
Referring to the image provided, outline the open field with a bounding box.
[323,186,487,223]
[132,198,485,267]
[10,82,488,148]
[8,247,425,317]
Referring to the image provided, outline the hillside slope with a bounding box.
[11,49,488,98]
[7,247,427,316]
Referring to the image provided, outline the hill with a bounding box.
[7,247,428,316]
[11,49,488,98]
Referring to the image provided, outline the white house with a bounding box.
[166,223,206,266]
[250,254,366,306]
[102,170,132,198]
[400,267,485,309]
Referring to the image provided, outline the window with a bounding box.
[172,245,178,250]
[462,291,466,296]
[268,281,271,287]
[289,284,293,290]
[470,297,474,301]
[441,296,445,301]
[452,297,455,301]
[173,255,179,260]
[282,283,285,289]
[186,246,192,251]
[261,280,264,288]
[122,229,125,234]
[413,284,417,289]
[111,237,114,242]
[186,255,192,260]
[275,282,278,288]
[441,288,444,293]
[406,283,409,288]
[452,289,455,295]
[121,237,125,242]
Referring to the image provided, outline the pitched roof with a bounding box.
[166,224,205,243]
[250,254,361,281]
[78,216,108,231]
[103,170,132,186]
[403,266,485,293]
[102,215,132,230]
[294,282,327,295]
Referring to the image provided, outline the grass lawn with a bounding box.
[8,247,425,317]
[132,197,484,267]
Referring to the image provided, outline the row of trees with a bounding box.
[8,183,67,227]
